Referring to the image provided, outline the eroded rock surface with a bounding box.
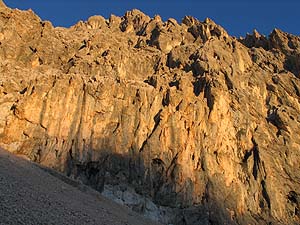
[0,2,300,225]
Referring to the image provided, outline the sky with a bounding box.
[3,0,300,37]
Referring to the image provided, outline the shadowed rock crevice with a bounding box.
[252,138,261,180]
[204,82,214,112]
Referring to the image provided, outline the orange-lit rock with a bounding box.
[0,3,300,225]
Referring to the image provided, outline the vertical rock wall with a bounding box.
[0,4,300,225]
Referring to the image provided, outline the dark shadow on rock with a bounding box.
[62,138,245,225]
[284,55,300,78]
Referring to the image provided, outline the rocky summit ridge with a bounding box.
[0,2,300,225]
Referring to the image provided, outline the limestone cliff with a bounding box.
[0,3,300,225]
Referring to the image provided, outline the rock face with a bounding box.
[0,0,6,9]
[1,3,300,225]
